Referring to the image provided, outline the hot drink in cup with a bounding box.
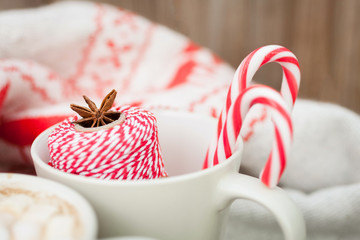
[0,174,97,240]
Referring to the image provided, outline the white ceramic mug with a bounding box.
[31,111,306,240]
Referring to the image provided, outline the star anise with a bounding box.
[70,89,122,128]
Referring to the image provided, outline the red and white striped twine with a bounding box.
[48,106,167,180]
[204,45,300,187]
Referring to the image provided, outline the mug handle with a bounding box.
[216,172,306,240]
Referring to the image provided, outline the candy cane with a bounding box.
[229,45,300,112]
[205,46,300,183]
[48,106,167,180]
[208,84,293,187]
[207,45,300,165]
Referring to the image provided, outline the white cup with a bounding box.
[0,173,97,240]
[31,111,305,240]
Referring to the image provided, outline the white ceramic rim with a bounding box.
[31,112,243,186]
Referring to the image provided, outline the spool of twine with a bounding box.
[48,106,167,180]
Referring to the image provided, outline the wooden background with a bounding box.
[1,0,359,113]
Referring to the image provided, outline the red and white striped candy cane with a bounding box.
[229,45,300,112]
[210,84,293,187]
[205,46,299,180]
[207,45,300,162]
[48,106,167,180]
